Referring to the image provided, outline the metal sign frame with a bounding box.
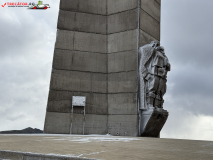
[70,96,86,135]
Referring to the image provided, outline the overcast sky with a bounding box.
[0,0,213,141]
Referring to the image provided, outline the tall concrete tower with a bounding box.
[44,0,161,136]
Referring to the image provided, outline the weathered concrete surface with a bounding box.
[47,100,72,113]
[140,9,160,40]
[108,50,137,73]
[141,0,161,22]
[50,69,91,92]
[156,0,161,4]
[108,30,138,53]
[44,112,71,134]
[0,151,24,160]
[50,69,107,93]
[55,30,75,51]
[139,29,157,46]
[108,115,138,136]
[53,49,107,73]
[91,73,107,93]
[107,9,138,34]
[47,90,107,114]
[71,114,108,134]
[1,135,213,160]
[60,0,107,15]
[44,112,108,135]
[55,30,107,53]
[45,0,161,136]
[107,0,138,15]
[108,93,137,115]
[108,71,138,93]
[0,150,92,160]
[47,91,107,115]
[74,32,107,53]
[58,10,107,34]
[84,115,107,134]
[71,113,84,134]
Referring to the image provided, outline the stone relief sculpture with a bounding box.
[139,41,170,137]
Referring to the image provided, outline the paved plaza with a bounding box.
[0,134,213,159]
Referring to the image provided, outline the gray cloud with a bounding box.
[160,0,213,140]
[0,0,60,131]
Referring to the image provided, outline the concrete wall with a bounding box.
[44,0,161,137]
[60,0,107,15]
[140,0,161,44]
[47,90,107,114]
[44,112,71,134]
[44,0,108,135]
[107,2,140,136]
[107,0,138,15]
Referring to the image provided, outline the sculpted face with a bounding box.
[150,41,160,48]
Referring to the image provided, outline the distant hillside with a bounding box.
[0,127,43,134]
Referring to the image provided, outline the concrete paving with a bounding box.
[0,134,213,160]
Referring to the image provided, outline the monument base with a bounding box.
[140,108,168,137]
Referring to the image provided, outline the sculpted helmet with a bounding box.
[156,46,165,53]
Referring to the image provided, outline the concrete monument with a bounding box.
[44,0,168,137]
[139,41,170,137]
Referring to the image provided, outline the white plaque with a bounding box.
[72,96,86,106]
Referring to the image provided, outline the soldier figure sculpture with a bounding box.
[139,41,171,137]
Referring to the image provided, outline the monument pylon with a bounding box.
[44,0,169,137]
